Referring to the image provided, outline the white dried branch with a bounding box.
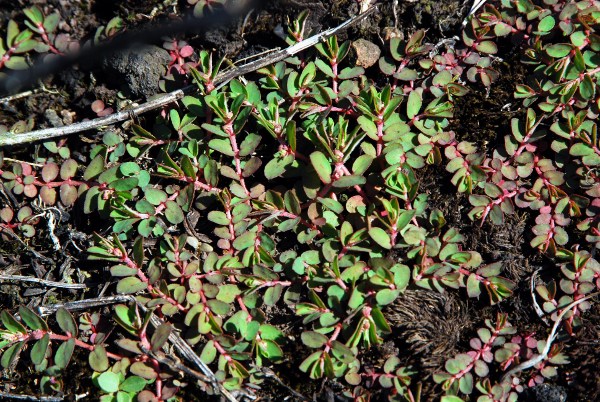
[502,291,600,382]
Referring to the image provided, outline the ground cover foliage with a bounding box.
[1,0,600,401]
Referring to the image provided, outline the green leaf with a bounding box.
[538,15,555,32]
[570,143,593,156]
[406,90,422,119]
[301,331,328,348]
[116,277,147,294]
[332,175,366,188]
[56,308,78,337]
[338,66,364,80]
[1,341,24,368]
[309,151,332,184]
[441,397,465,402]
[97,371,120,393]
[110,177,138,192]
[358,116,377,141]
[208,211,230,225]
[30,334,50,365]
[60,159,78,180]
[165,201,184,224]
[19,306,47,331]
[239,133,261,157]
[376,289,400,306]
[233,231,255,251]
[369,227,392,249]
[151,324,172,352]
[130,362,158,380]
[55,338,75,369]
[315,59,334,77]
[475,41,497,54]
[546,43,572,58]
[264,154,294,180]
[352,154,373,175]
[1,311,26,334]
[120,376,147,393]
[217,284,242,304]
[110,264,138,277]
[144,188,167,206]
[120,162,140,177]
[284,190,301,215]
[318,197,343,214]
[209,138,235,156]
[89,345,109,372]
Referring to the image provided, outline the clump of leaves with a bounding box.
[1,1,599,401]
[0,6,74,74]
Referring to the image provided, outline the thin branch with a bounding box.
[0,5,378,147]
[530,268,550,326]
[502,291,600,382]
[36,295,133,316]
[0,274,86,289]
[0,392,63,401]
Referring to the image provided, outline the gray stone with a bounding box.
[103,45,171,99]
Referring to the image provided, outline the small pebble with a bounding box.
[352,38,380,68]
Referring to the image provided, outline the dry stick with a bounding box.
[530,268,550,326]
[36,295,133,316]
[0,392,63,401]
[0,274,86,289]
[0,5,378,147]
[502,291,600,382]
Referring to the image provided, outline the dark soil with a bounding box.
[1,1,600,401]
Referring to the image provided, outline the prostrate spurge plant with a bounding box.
[1,1,599,401]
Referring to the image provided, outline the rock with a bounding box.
[45,109,64,127]
[352,39,380,69]
[523,383,567,402]
[102,45,170,99]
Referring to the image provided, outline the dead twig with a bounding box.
[0,5,378,147]
[0,392,63,401]
[36,295,133,316]
[0,274,86,289]
[502,291,600,382]
[530,268,550,326]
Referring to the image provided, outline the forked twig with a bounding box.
[502,291,600,382]
[0,5,378,147]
